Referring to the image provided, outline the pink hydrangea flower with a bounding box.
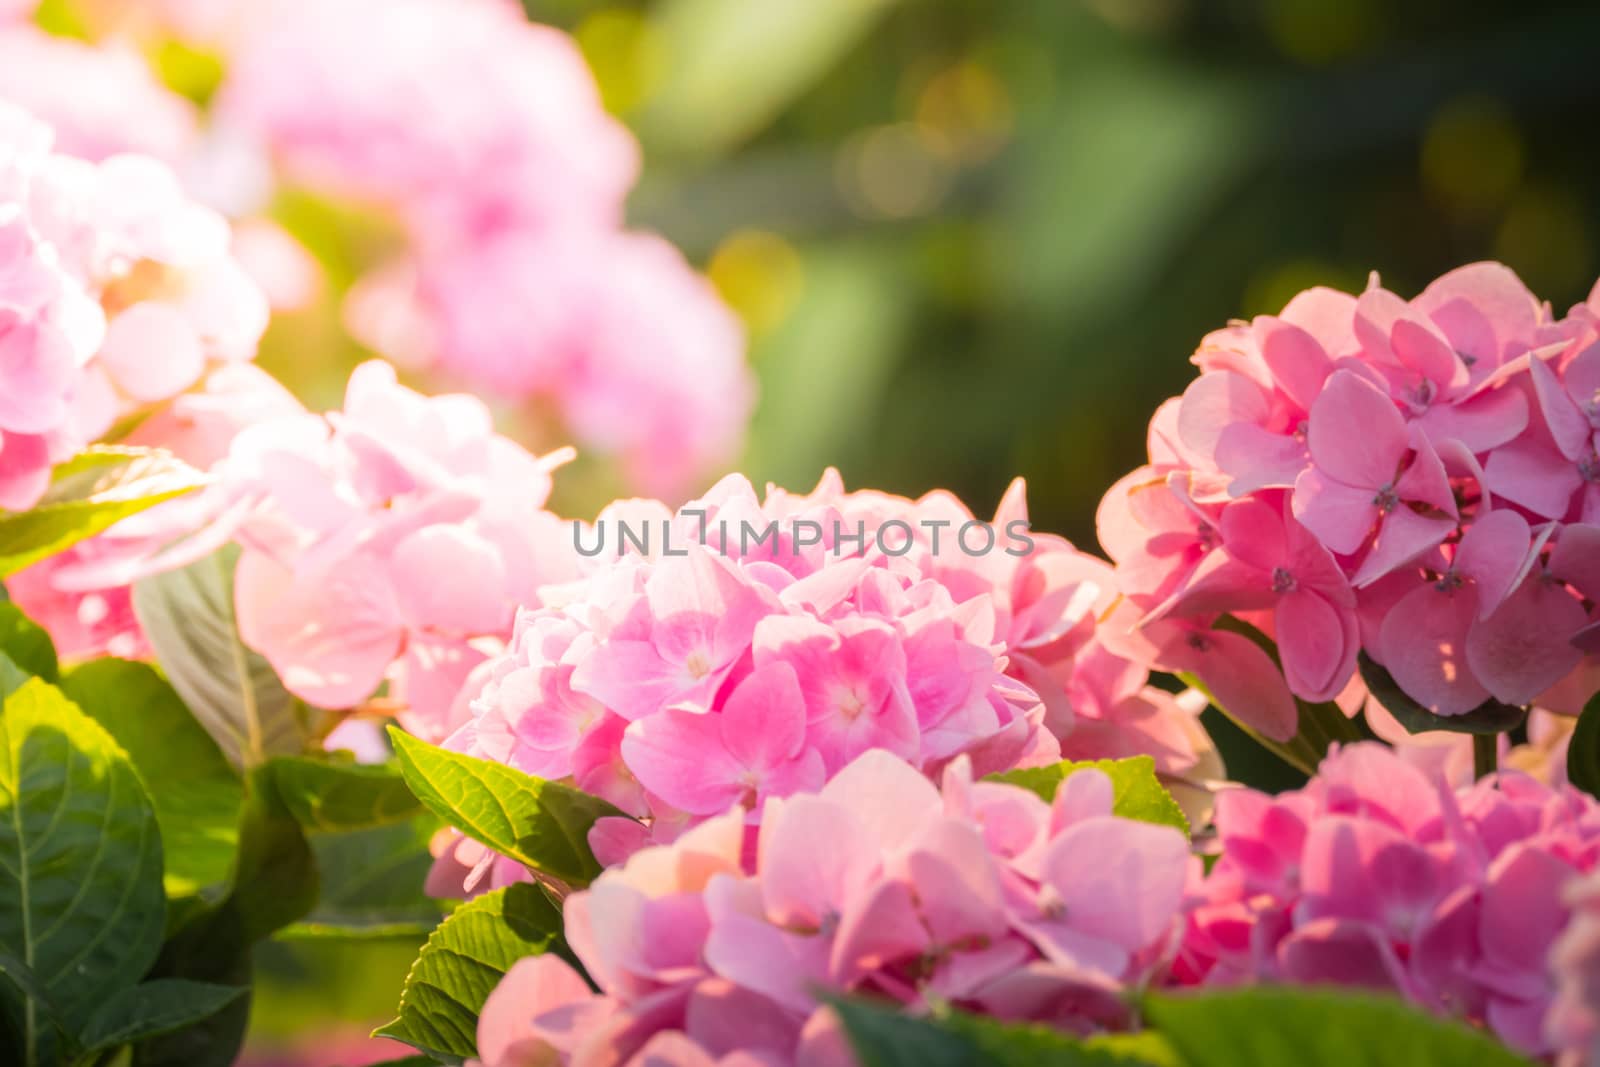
[347,231,753,499]
[468,750,1193,1067]
[0,26,196,163]
[1100,263,1600,723]
[215,0,636,240]
[433,471,1218,893]
[2,99,268,511]
[1549,866,1600,1067]
[212,360,578,739]
[7,363,302,660]
[1179,742,1600,1058]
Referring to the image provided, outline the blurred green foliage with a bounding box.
[535,0,1600,548]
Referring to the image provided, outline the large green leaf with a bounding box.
[134,765,317,1067]
[0,667,166,1057]
[375,883,570,1061]
[78,979,246,1055]
[58,660,243,901]
[1570,690,1600,800]
[283,815,443,939]
[0,447,201,577]
[0,606,57,684]
[389,728,625,888]
[131,544,312,767]
[1358,653,1526,736]
[832,997,1168,1067]
[989,755,1189,835]
[271,756,423,833]
[1145,987,1534,1067]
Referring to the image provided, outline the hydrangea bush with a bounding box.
[7,3,1600,1066]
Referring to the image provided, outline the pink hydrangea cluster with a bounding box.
[1548,865,1600,1066]
[212,0,752,496]
[210,360,578,739]
[431,471,1215,892]
[469,750,1192,1067]
[1,99,268,511]
[0,25,197,163]
[6,363,302,660]
[1099,263,1600,735]
[1179,741,1600,1058]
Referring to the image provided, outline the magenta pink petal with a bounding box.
[1292,467,1381,556]
[1376,583,1489,716]
[1466,574,1587,705]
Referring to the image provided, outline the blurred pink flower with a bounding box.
[0,26,196,162]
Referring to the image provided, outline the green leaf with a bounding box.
[1358,652,1527,736]
[287,815,443,937]
[78,979,246,1054]
[58,660,243,901]
[0,950,71,1061]
[0,605,56,684]
[130,544,312,768]
[389,728,625,888]
[1145,986,1535,1067]
[831,997,1164,1067]
[989,755,1189,835]
[270,756,423,833]
[1570,690,1600,800]
[0,447,201,577]
[375,883,570,1061]
[134,765,318,1067]
[0,669,166,1047]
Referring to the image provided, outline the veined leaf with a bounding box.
[287,815,443,937]
[0,666,166,1052]
[1358,652,1526,736]
[131,544,312,767]
[0,447,201,577]
[989,755,1189,836]
[389,728,624,888]
[375,883,570,1061]
[271,757,423,833]
[58,660,243,901]
[832,996,1167,1067]
[1145,986,1534,1067]
[78,979,246,1054]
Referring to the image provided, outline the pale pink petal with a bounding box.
[1292,466,1380,556]
[1376,583,1489,716]
[1306,371,1407,488]
[1466,575,1587,705]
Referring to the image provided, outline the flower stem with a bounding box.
[1474,734,1498,780]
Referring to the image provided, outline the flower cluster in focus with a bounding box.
[430,470,1216,894]
[1180,741,1600,1058]
[470,750,1192,1067]
[1099,264,1600,734]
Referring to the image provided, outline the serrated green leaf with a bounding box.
[0,447,201,577]
[0,670,166,1052]
[831,996,1164,1067]
[1145,986,1534,1067]
[375,883,570,1061]
[0,606,56,684]
[79,979,246,1054]
[58,660,243,901]
[131,544,312,768]
[989,755,1189,835]
[1358,652,1526,736]
[1570,690,1600,800]
[389,728,625,888]
[271,757,423,833]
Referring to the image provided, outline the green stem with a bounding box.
[1473,734,1498,780]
